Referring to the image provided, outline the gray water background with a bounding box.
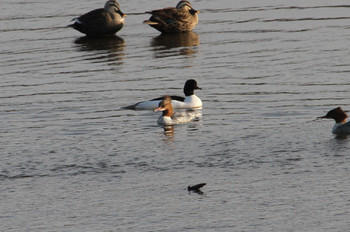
[1,0,350,231]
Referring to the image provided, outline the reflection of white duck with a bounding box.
[318,107,350,135]
[153,95,201,125]
[125,79,202,110]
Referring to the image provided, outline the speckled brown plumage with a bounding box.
[144,1,199,33]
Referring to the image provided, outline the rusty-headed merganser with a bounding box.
[125,79,202,110]
[153,95,201,125]
[318,107,350,135]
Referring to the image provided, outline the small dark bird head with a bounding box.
[183,79,201,96]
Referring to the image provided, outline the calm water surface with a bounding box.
[1,0,350,231]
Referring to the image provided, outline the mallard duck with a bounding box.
[69,0,125,37]
[144,0,199,33]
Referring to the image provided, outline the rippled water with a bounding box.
[1,0,350,231]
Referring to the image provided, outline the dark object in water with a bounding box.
[187,183,206,194]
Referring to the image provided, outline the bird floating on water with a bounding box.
[124,79,202,110]
[68,0,125,37]
[318,107,350,135]
[144,0,199,33]
[153,95,201,125]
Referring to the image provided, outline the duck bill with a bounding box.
[117,10,126,17]
[154,107,165,112]
[317,115,328,119]
[190,8,199,14]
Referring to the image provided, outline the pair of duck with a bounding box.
[68,0,199,37]
[125,79,202,126]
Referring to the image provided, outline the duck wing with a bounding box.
[146,7,190,25]
[151,95,185,102]
[70,9,115,35]
[146,7,177,19]
[76,9,105,23]
[123,96,185,110]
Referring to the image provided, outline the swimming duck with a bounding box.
[144,0,199,33]
[318,107,350,135]
[125,79,202,110]
[68,0,125,37]
[153,95,201,125]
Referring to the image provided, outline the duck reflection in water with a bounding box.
[163,125,175,138]
[73,35,126,63]
[151,32,199,58]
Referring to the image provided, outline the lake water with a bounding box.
[1,0,350,231]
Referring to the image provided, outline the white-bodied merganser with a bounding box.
[318,107,350,135]
[153,95,201,125]
[125,79,202,110]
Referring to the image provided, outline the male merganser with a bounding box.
[318,107,350,135]
[144,1,199,34]
[153,95,201,125]
[125,79,202,110]
[68,0,125,37]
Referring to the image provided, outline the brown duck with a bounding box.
[69,0,125,37]
[144,1,199,33]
